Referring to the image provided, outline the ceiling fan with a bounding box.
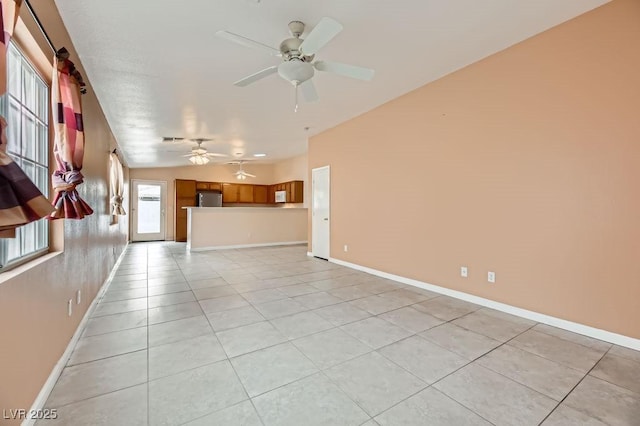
[216,17,375,110]
[228,160,256,180]
[182,139,227,165]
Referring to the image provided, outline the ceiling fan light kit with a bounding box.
[228,160,257,179]
[189,155,210,165]
[216,17,374,111]
[278,60,314,85]
[179,138,227,165]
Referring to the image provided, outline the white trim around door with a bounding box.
[311,166,331,260]
[131,179,167,242]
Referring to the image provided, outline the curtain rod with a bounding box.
[23,0,87,94]
[23,0,56,54]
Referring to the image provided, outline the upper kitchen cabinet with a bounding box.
[238,184,254,203]
[254,185,268,204]
[269,180,304,203]
[222,183,240,203]
[196,181,222,191]
[223,183,271,204]
[267,185,275,204]
[287,180,304,203]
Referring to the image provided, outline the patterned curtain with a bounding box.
[49,48,93,219]
[109,152,125,215]
[0,0,54,238]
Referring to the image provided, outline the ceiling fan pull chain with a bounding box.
[294,83,299,113]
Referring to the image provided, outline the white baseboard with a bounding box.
[307,251,313,257]
[23,242,129,426]
[329,257,640,351]
[190,241,308,252]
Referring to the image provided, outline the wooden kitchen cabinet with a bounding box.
[269,180,304,203]
[254,185,268,204]
[175,179,197,242]
[222,183,239,203]
[223,183,267,204]
[196,181,222,191]
[267,185,275,204]
[238,184,254,203]
[287,180,304,203]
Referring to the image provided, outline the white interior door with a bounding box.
[131,180,167,242]
[312,166,330,259]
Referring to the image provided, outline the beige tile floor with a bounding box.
[40,242,640,426]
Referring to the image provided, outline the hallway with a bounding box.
[40,243,640,425]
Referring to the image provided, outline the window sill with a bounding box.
[0,251,62,285]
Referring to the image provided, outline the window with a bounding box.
[0,43,50,269]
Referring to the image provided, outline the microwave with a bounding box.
[275,190,287,203]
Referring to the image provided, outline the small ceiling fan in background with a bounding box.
[227,160,256,180]
[168,138,227,165]
[216,17,375,111]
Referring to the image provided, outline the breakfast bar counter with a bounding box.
[184,207,308,251]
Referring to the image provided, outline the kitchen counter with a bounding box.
[184,206,308,210]
[185,206,308,251]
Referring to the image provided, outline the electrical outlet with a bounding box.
[488,271,496,283]
[344,245,348,252]
[67,299,73,316]
[461,266,468,278]
[76,290,81,305]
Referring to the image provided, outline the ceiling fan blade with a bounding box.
[234,66,278,87]
[314,60,375,81]
[204,153,227,158]
[299,80,319,102]
[216,30,280,56]
[243,173,256,178]
[299,17,343,55]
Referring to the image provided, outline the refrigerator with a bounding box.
[197,191,223,207]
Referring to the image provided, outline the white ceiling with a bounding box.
[54,0,607,168]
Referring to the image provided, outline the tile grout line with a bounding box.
[191,255,268,426]
[536,345,612,425]
[49,242,636,425]
[178,248,264,422]
[388,321,542,425]
[525,325,613,353]
[363,329,496,425]
[187,252,379,421]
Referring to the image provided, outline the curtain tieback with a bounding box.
[52,170,84,193]
[110,195,123,205]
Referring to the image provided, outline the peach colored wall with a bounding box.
[130,164,276,241]
[273,154,308,207]
[188,207,307,249]
[309,0,640,339]
[0,3,128,420]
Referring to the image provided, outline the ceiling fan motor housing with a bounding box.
[279,37,314,62]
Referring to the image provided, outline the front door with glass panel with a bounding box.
[131,180,166,241]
